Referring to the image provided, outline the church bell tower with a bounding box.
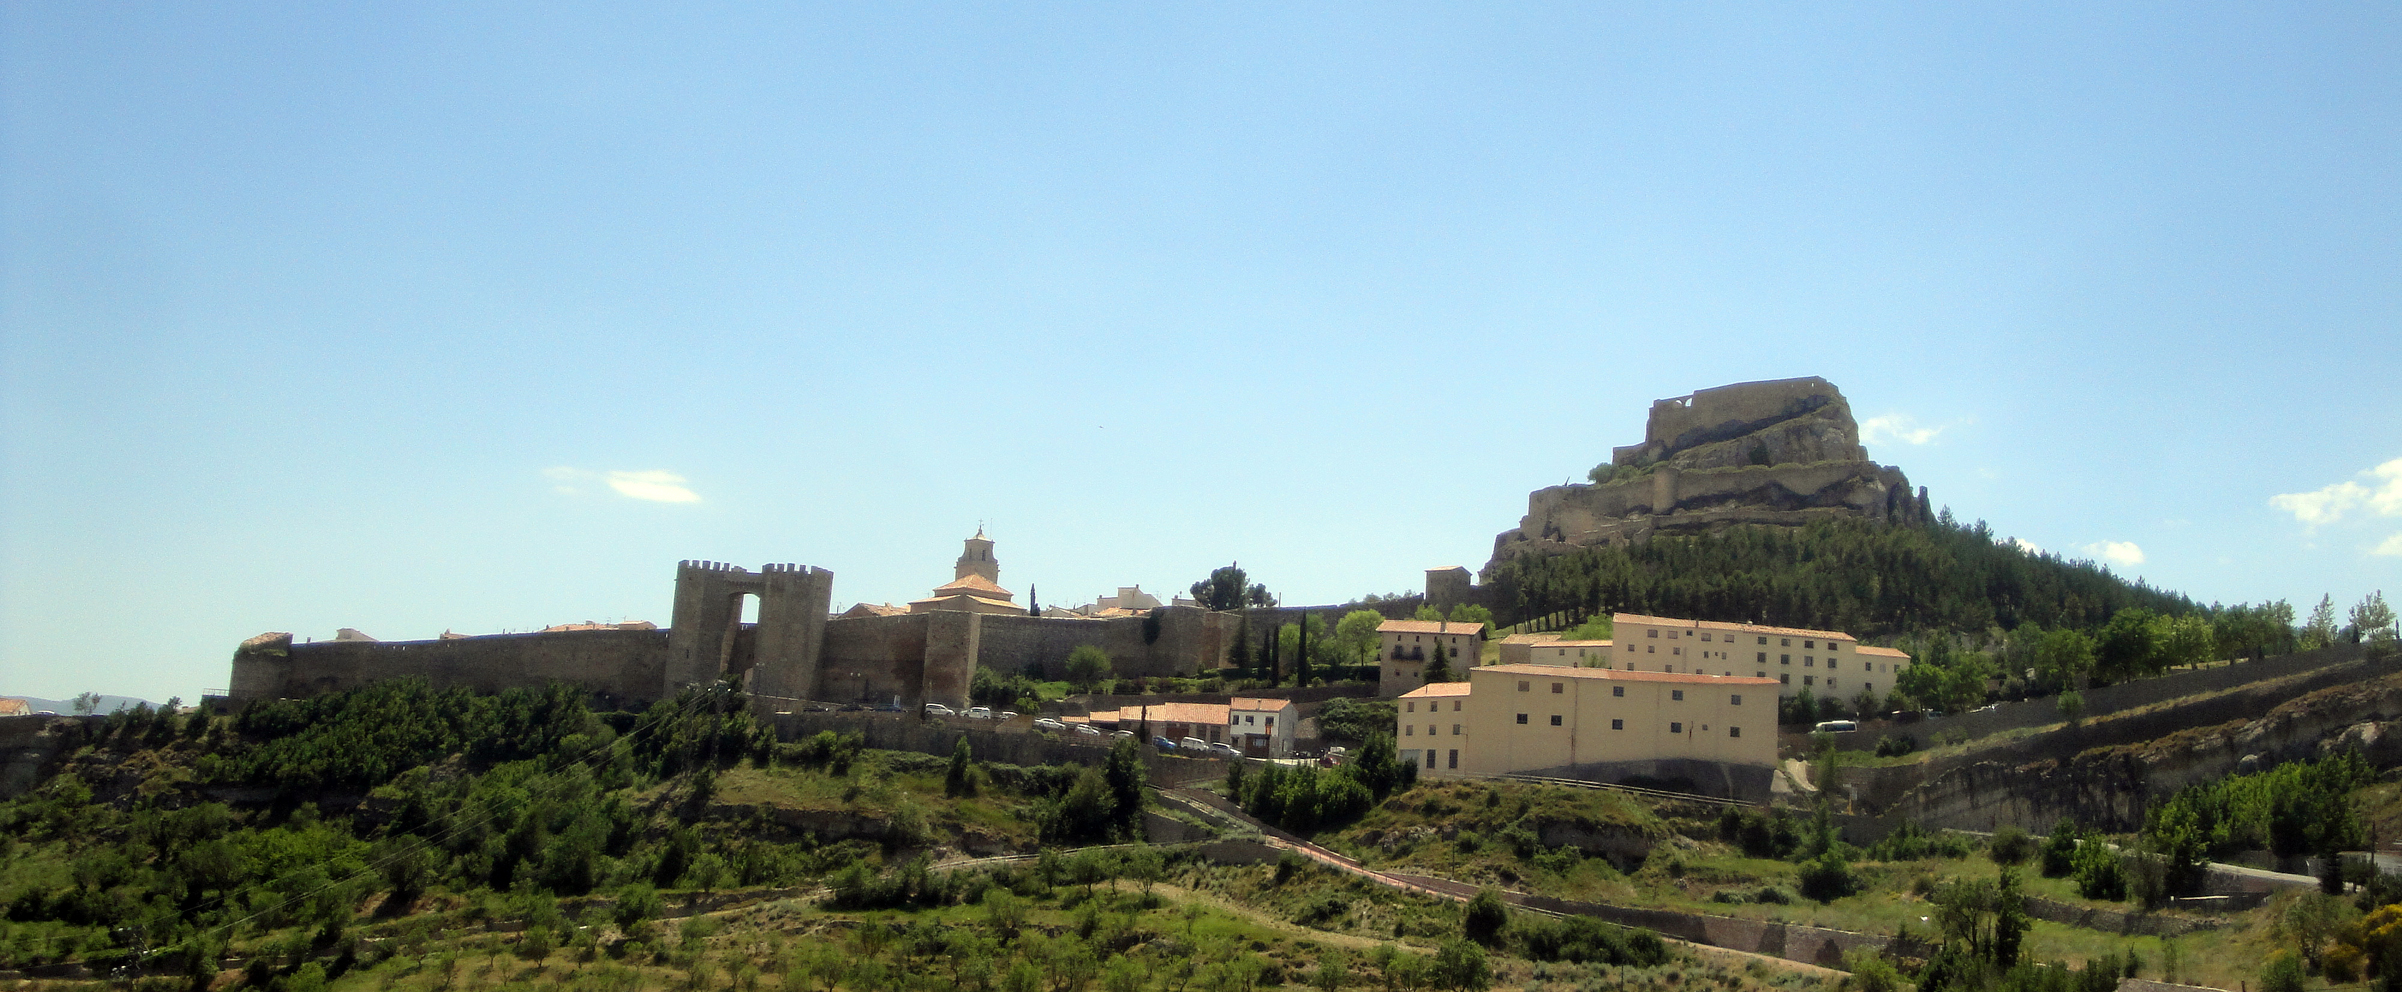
[955,527,999,583]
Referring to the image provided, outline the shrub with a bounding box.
[1989,826,2035,866]
[2258,950,2304,992]
[1798,850,1857,902]
[1874,734,1919,758]
[1461,888,1509,945]
[2041,819,2079,878]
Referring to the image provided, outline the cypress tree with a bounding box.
[1297,611,1313,688]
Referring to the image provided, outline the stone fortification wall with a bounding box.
[1613,377,1865,469]
[816,613,931,707]
[1489,377,1928,575]
[228,629,669,708]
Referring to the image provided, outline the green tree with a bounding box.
[1430,940,1489,992]
[2035,628,2096,690]
[1446,604,1495,629]
[1350,731,1404,799]
[1336,610,1388,666]
[1297,611,1315,688]
[1190,564,1271,611]
[1422,642,1453,685]
[1064,645,1112,691]
[2303,595,2340,650]
[1103,737,1147,834]
[2056,691,2084,728]
[945,736,976,797]
[2353,591,2397,660]
[1313,952,1351,992]
[1461,888,1508,944]
[1413,605,1444,621]
[2162,614,2218,669]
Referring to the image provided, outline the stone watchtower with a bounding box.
[956,528,999,583]
[665,560,833,702]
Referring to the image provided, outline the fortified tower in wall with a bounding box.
[1486,376,1929,575]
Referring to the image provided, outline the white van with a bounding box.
[1813,719,1857,733]
[1179,736,1211,752]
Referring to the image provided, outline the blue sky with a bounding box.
[3,3,2396,702]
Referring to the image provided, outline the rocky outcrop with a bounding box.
[1488,377,1928,571]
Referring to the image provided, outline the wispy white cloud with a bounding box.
[543,467,702,504]
[2081,541,2145,568]
[606,470,701,503]
[2271,457,2402,529]
[1860,414,1945,446]
[2007,537,2044,555]
[2375,534,2402,558]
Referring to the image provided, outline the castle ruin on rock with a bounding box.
[225,532,1240,714]
[1485,376,1931,576]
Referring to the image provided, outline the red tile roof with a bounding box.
[1400,682,1473,698]
[1614,613,1855,642]
[1229,697,1294,712]
[1480,664,1778,686]
[1855,646,1913,659]
[1377,620,1486,635]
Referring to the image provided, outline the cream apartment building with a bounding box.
[1609,613,1909,701]
[1227,696,1297,757]
[1378,620,1486,697]
[1397,663,1780,799]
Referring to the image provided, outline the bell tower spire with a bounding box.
[955,527,999,583]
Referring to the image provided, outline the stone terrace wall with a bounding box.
[233,629,669,709]
[763,711,1226,787]
[816,614,931,706]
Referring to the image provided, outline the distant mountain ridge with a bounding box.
[3,694,157,715]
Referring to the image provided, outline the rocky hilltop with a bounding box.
[1486,376,1929,574]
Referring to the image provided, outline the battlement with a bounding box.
[680,560,750,573]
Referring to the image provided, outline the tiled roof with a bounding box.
[1855,646,1913,659]
[1400,682,1473,698]
[932,573,1014,597]
[1538,640,1612,648]
[0,698,31,717]
[1377,620,1486,635]
[1613,613,1855,642]
[1230,697,1294,712]
[1479,664,1779,686]
[1498,633,1562,644]
[1123,702,1231,725]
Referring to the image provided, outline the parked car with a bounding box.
[1178,736,1210,752]
[1813,719,1858,733]
[1207,742,1242,758]
[965,706,994,720]
[1033,717,1068,732]
[924,703,956,718]
[1152,737,1178,751]
[1073,723,1104,737]
[1325,746,1349,758]
[997,711,1019,722]
[1110,730,1136,739]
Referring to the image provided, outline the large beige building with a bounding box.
[1398,662,1780,798]
[1608,614,1909,701]
[1378,620,1486,697]
[908,530,1028,615]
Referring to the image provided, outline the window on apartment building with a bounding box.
[1448,750,1457,769]
[1828,678,1837,689]
[1550,682,1563,693]
[1729,726,1741,738]
[1805,657,1814,667]
[1781,638,1790,646]
[1780,654,1790,664]
[1701,633,1711,642]
[1758,636,1768,645]
[1803,676,1815,685]
[1549,714,1562,726]
[1453,700,1462,711]
[1426,750,1436,769]
[1405,725,1413,736]
[1780,674,1790,684]
[1515,713,1528,724]
[1429,725,1437,736]
[1452,724,1461,735]
[1670,722,1683,734]
[1612,685,1624,697]
[1865,682,1874,694]
[1757,671,1766,678]
[1830,643,1840,652]
[1757,652,1767,663]
[1671,689,1684,701]
[1647,629,1657,638]
[1826,659,1837,670]
[1611,719,1623,730]
[1266,717,1273,728]
[1647,645,1655,653]
[1405,701,1415,713]
[1730,694,1742,705]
